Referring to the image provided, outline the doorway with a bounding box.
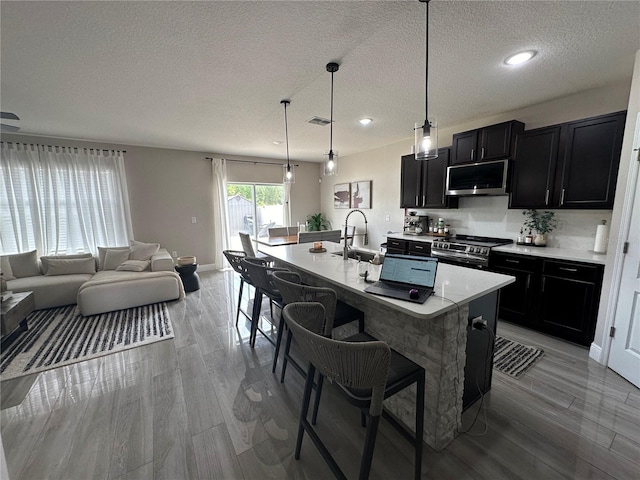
[227,183,285,250]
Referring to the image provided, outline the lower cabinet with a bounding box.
[384,238,432,257]
[489,252,603,346]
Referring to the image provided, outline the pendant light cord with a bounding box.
[424,0,429,124]
[329,69,334,155]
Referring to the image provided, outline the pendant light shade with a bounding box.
[323,62,339,176]
[415,0,438,160]
[281,99,295,184]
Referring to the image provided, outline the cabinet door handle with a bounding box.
[560,188,566,206]
[481,147,485,159]
[559,267,578,272]
[506,259,520,264]
[526,274,531,291]
[545,189,549,205]
[470,149,475,161]
[414,245,425,250]
[415,195,419,206]
[422,195,426,206]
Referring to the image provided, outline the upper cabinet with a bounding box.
[400,147,458,209]
[509,111,626,209]
[451,120,524,165]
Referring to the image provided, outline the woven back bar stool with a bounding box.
[222,250,254,326]
[283,302,425,480]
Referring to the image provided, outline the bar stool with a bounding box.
[283,302,425,480]
[241,257,288,348]
[271,270,364,382]
[222,250,253,325]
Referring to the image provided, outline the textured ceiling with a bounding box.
[1,1,639,161]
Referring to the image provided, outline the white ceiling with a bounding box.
[1,1,639,162]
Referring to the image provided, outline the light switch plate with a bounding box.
[191,217,197,224]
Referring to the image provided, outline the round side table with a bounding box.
[175,263,200,292]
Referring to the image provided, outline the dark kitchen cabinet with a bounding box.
[451,120,524,165]
[385,238,432,257]
[490,252,541,327]
[539,260,603,346]
[509,126,561,208]
[400,148,458,209]
[509,111,626,209]
[490,252,604,346]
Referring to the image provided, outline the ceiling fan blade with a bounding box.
[0,124,20,132]
[0,112,19,120]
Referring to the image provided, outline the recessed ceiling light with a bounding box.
[272,140,283,145]
[505,50,537,66]
[359,118,373,126]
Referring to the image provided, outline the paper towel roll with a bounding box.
[593,224,609,253]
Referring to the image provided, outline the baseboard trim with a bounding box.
[589,343,603,363]
[197,263,217,272]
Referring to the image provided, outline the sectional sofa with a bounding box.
[1,241,185,316]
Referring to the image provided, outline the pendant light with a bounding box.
[281,99,295,184]
[323,62,339,176]
[414,0,438,160]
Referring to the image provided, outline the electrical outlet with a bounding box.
[385,214,390,222]
[191,217,197,224]
[172,251,177,257]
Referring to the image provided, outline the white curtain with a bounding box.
[0,143,133,255]
[212,158,230,269]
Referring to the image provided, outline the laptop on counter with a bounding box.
[364,254,438,304]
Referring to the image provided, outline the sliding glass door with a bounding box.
[227,183,285,249]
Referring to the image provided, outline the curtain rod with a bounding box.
[207,157,298,167]
[1,141,126,153]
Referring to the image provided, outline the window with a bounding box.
[0,144,132,255]
[227,183,285,249]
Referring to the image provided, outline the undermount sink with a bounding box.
[332,249,380,263]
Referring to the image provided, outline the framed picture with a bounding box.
[351,181,372,209]
[334,183,351,208]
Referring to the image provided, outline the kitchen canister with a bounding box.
[593,220,609,253]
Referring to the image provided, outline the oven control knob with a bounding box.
[469,247,475,253]
[444,244,449,249]
[482,248,488,254]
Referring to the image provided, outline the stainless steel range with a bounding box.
[430,234,513,269]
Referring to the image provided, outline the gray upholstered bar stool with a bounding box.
[283,302,425,480]
[271,270,365,381]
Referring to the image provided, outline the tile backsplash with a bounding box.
[413,196,612,251]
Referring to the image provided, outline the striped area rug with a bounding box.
[1,303,173,381]
[493,336,544,378]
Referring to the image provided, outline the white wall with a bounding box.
[321,80,631,251]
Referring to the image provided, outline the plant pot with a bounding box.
[534,233,547,246]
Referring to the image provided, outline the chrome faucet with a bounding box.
[343,209,368,260]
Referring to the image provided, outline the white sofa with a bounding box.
[2,243,185,316]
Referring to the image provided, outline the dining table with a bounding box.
[255,235,298,247]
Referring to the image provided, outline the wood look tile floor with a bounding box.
[1,269,638,480]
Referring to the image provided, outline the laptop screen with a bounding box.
[379,254,438,288]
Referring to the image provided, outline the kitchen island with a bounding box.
[259,243,515,451]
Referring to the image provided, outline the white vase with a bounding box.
[534,233,547,246]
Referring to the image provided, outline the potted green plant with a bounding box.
[522,209,557,246]
[306,213,330,231]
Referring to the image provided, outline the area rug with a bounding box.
[1,302,173,381]
[493,336,544,378]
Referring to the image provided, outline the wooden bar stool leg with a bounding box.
[272,314,286,373]
[280,330,293,383]
[359,414,381,480]
[295,364,316,460]
[235,278,244,326]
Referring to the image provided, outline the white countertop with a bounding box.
[493,244,606,265]
[387,233,606,265]
[259,243,515,319]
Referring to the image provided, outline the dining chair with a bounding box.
[271,270,365,383]
[268,226,289,237]
[297,229,342,245]
[321,229,342,243]
[241,257,288,348]
[283,302,425,480]
[287,226,300,236]
[222,250,254,326]
[239,232,273,262]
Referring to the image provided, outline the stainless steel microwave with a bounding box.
[446,159,510,196]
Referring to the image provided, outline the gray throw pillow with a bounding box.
[44,257,96,276]
[116,259,150,272]
[3,250,40,278]
[98,246,130,270]
[129,240,160,261]
[41,253,94,275]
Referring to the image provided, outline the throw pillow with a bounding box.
[1,255,15,280]
[4,250,40,278]
[129,240,160,261]
[98,246,130,270]
[103,249,132,271]
[116,259,150,272]
[41,253,94,275]
[44,257,96,276]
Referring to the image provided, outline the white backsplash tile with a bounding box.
[412,196,612,251]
